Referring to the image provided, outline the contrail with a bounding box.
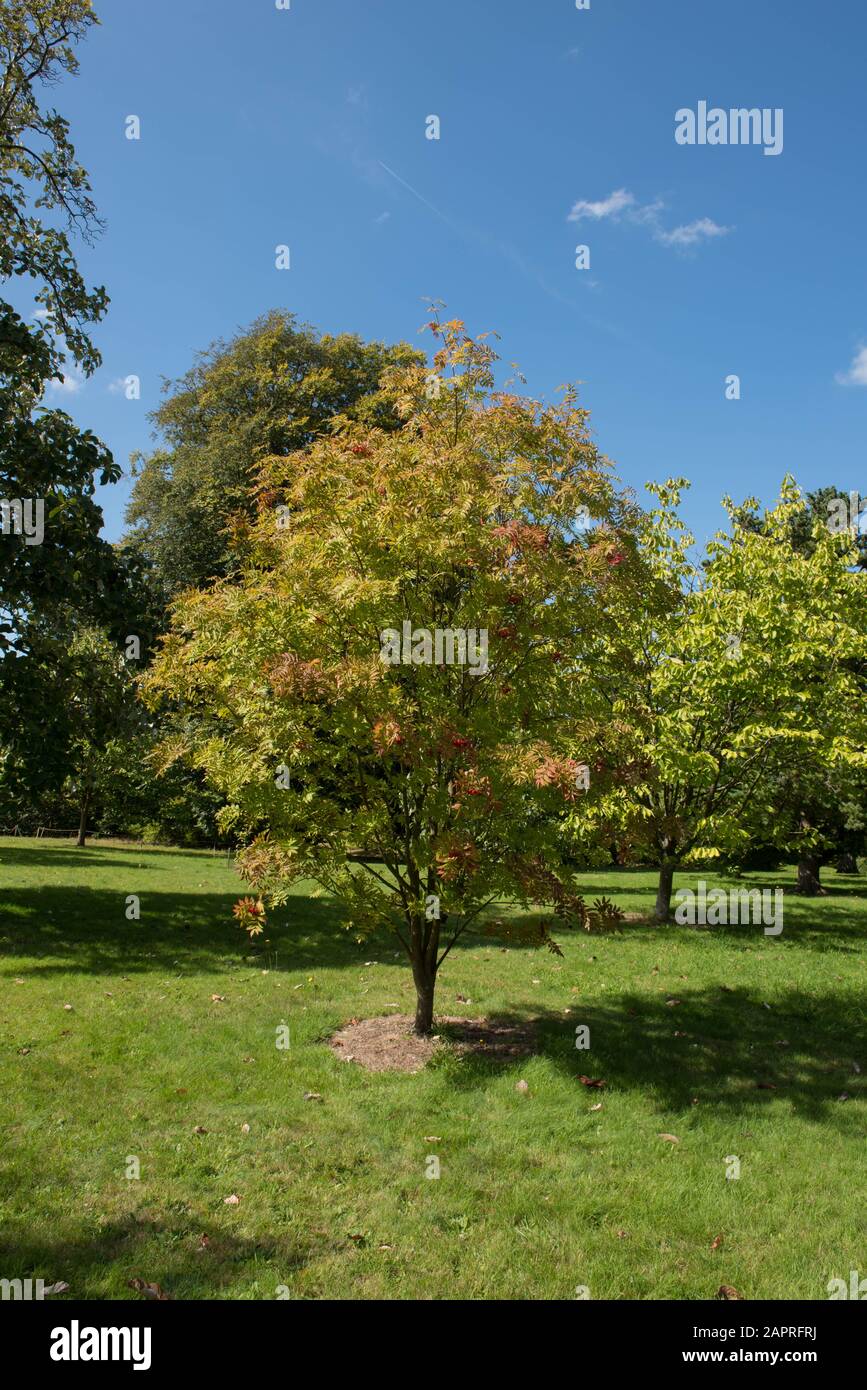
[377,160,452,225]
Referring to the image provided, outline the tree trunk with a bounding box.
[655,859,676,922]
[76,793,89,848]
[413,965,436,1035]
[410,909,441,1036]
[796,854,822,895]
[835,852,858,875]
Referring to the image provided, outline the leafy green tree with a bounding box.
[125,310,424,600]
[571,479,867,919]
[146,319,635,1032]
[58,626,141,845]
[732,484,867,569]
[730,483,867,887]
[0,2,127,712]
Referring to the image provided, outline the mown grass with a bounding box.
[0,837,864,1300]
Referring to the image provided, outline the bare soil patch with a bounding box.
[329,1013,539,1073]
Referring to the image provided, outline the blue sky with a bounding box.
[31,0,867,547]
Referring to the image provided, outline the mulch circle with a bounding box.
[329,1013,539,1073]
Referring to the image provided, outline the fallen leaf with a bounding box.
[42,1281,69,1296]
[63,1004,73,1011]
[193,1125,207,1135]
[128,1278,172,1300]
[240,1123,251,1133]
[515,1079,530,1093]
[211,994,226,1003]
[717,1284,741,1300]
[304,1091,323,1102]
[579,1075,606,1088]
[755,1081,777,1090]
[198,1235,211,1249]
[424,1136,442,1143]
[710,1235,724,1251]
[589,1102,603,1112]
[658,1132,680,1145]
[223,1193,241,1206]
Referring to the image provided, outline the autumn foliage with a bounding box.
[146,317,636,1031]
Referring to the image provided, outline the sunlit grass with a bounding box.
[0,838,863,1299]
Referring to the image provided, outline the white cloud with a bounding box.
[836,345,867,387]
[567,188,635,222]
[373,210,391,225]
[567,190,731,250]
[655,217,730,247]
[48,370,83,395]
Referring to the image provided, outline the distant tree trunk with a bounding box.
[655,859,676,922]
[796,854,822,895]
[76,791,90,848]
[835,852,858,875]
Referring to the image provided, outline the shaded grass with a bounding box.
[0,838,864,1300]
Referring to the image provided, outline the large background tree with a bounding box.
[124,310,424,601]
[146,319,637,1032]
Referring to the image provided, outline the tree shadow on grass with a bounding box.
[0,1214,317,1300]
[435,984,866,1131]
[3,888,866,979]
[0,885,371,978]
[0,842,215,870]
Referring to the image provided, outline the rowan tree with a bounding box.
[146,319,635,1032]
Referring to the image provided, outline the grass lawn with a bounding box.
[0,836,864,1301]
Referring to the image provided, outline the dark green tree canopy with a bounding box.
[124,310,424,599]
[0,0,142,790]
[0,0,106,374]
